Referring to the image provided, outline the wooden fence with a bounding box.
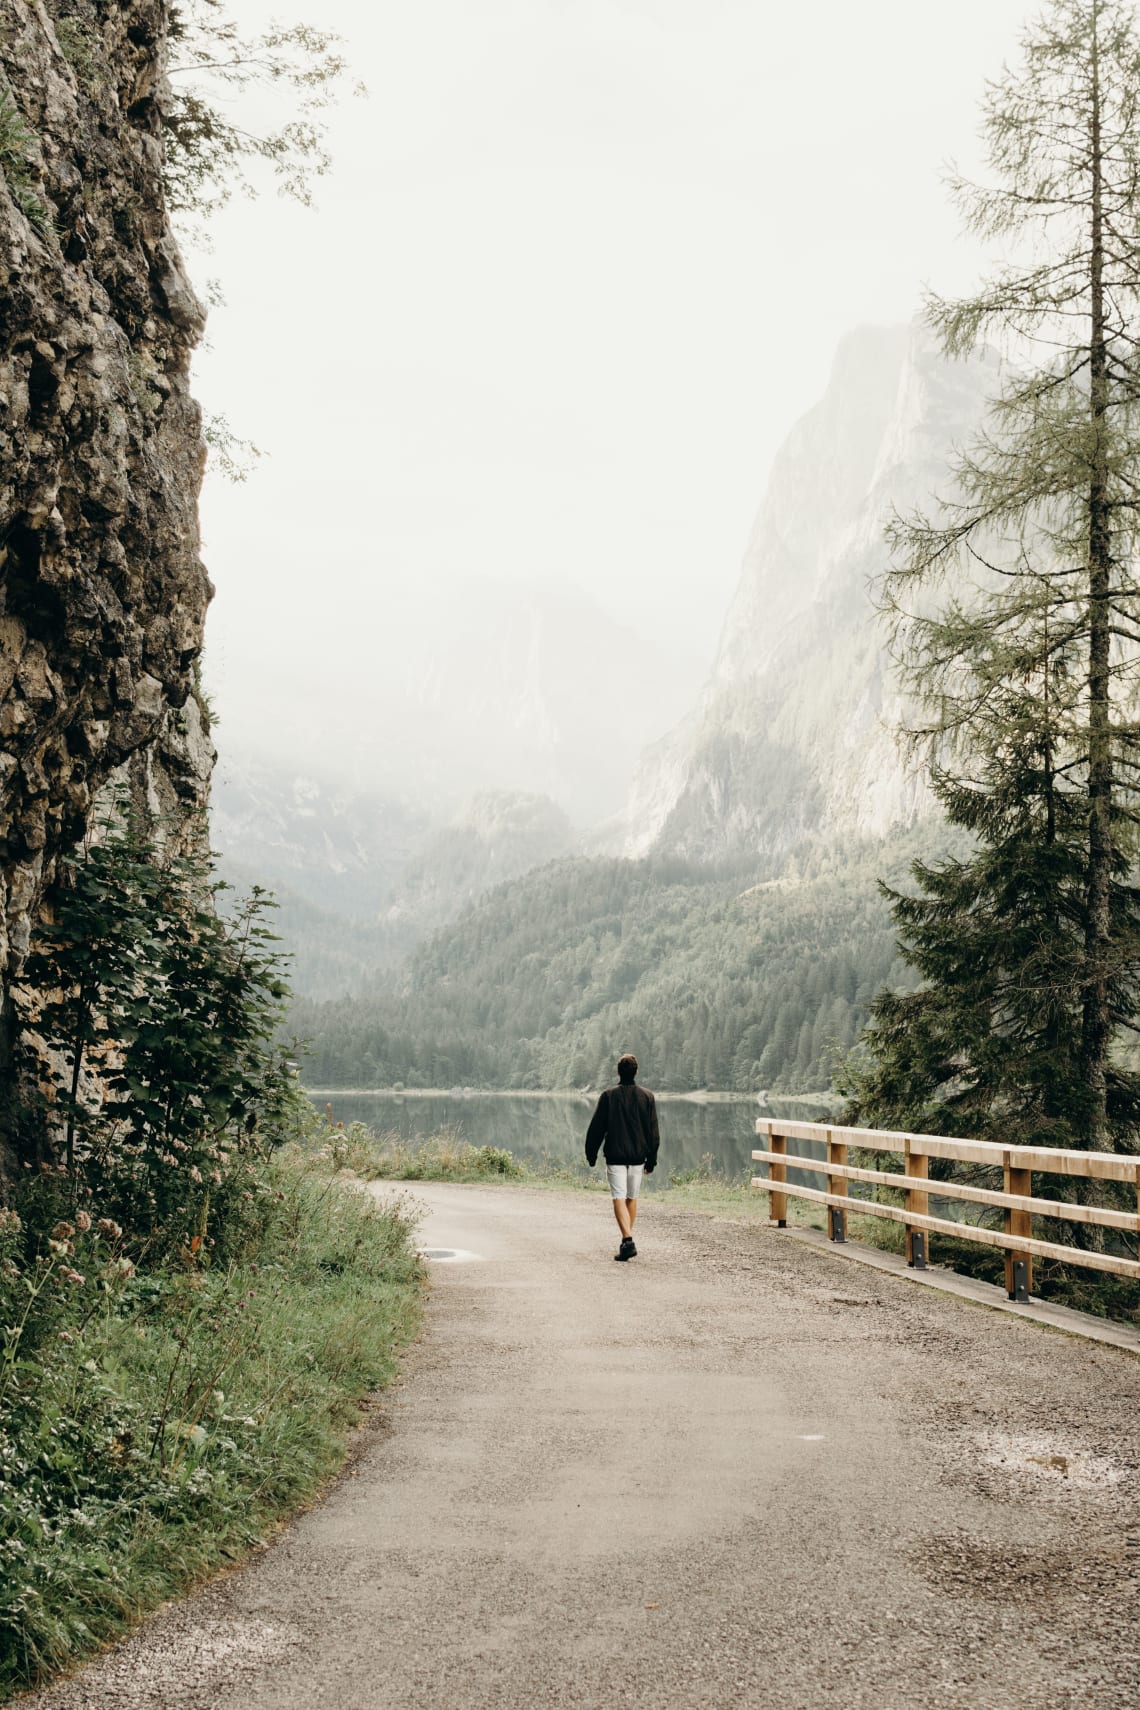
[752,1119,1140,1300]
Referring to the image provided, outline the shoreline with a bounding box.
[304,1085,841,1108]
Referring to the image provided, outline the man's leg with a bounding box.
[607,1165,633,1244]
[625,1166,643,1242]
[612,1197,633,1240]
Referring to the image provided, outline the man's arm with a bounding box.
[644,1091,660,1173]
[585,1091,608,1167]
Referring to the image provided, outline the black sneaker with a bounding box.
[614,1236,636,1262]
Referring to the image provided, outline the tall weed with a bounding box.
[0,1156,422,1697]
[294,1107,525,1183]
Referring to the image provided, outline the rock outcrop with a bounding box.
[620,323,995,862]
[0,1,211,1141]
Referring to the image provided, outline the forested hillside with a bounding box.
[293,834,941,1092]
[214,769,581,999]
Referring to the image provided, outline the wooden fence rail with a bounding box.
[752,1119,1140,1299]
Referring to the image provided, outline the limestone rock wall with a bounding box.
[619,325,995,864]
[0,0,212,992]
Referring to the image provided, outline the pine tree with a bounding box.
[848,686,1140,1144]
[856,0,1140,1152]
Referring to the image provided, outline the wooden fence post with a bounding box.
[769,1130,787,1228]
[905,1138,928,1267]
[827,1127,847,1242]
[1004,1151,1033,1299]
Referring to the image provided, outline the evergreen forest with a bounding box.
[292,842,925,1092]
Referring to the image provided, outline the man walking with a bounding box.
[585,1054,660,1261]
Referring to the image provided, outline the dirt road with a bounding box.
[22,1183,1140,1710]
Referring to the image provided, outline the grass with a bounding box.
[308,1126,788,1218]
[295,1118,525,1183]
[0,92,53,237]
[0,1153,423,1699]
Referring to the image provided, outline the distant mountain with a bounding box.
[619,323,995,861]
[229,324,1000,1080]
[235,881,414,1004]
[209,577,703,827]
[210,753,432,918]
[388,791,575,931]
[211,756,580,997]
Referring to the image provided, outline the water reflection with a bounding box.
[304,1088,840,1187]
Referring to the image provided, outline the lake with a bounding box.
[304,1088,842,1187]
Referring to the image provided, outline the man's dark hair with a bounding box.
[617,1054,638,1083]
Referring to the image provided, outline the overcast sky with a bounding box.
[192,0,1035,777]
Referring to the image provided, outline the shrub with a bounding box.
[668,1152,721,1187]
[13,810,295,1265]
[0,1152,422,1695]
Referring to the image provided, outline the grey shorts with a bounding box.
[606,1164,645,1200]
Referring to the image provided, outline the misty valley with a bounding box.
[216,326,968,1101]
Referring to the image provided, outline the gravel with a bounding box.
[18,1182,1140,1710]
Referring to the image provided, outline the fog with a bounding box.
[194,0,1032,819]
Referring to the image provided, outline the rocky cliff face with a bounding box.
[0,3,211,1106]
[211,755,433,919]
[621,324,995,862]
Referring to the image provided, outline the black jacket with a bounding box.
[585,1082,660,1170]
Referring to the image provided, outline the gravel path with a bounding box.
[20,1183,1140,1710]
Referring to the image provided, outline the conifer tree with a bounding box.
[852,0,1140,1152]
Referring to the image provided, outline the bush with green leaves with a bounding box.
[165,1,361,220]
[14,814,294,1262]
